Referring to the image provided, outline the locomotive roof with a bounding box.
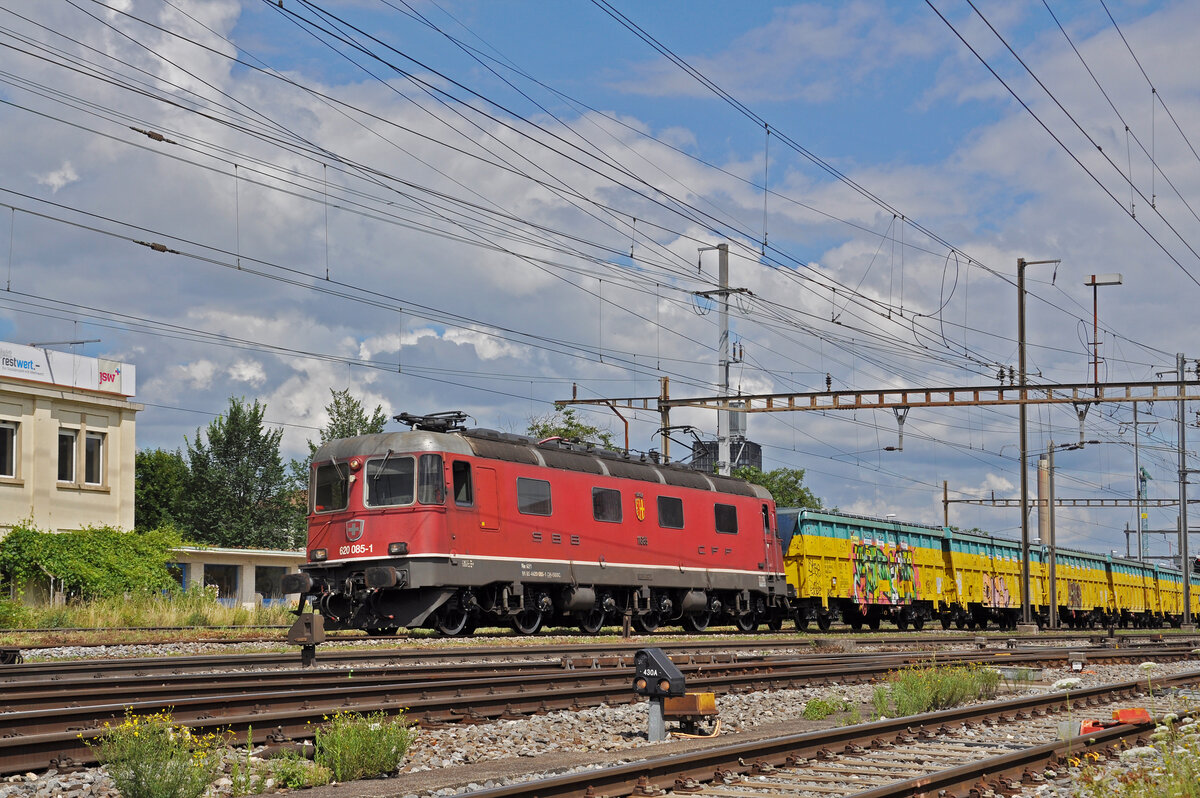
[313,427,771,499]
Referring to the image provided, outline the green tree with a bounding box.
[527,406,617,450]
[134,448,189,531]
[289,388,389,486]
[733,466,822,509]
[184,397,304,549]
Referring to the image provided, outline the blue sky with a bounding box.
[1,0,1199,559]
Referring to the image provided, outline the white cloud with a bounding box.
[35,162,79,193]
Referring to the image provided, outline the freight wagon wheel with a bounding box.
[816,613,832,631]
[576,609,608,635]
[895,617,909,631]
[794,615,810,632]
[766,616,783,632]
[911,616,925,631]
[940,614,952,630]
[734,613,758,633]
[866,615,880,631]
[682,613,712,633]
[510,609,544,635]
[633,612,663,634]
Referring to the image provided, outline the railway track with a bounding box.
[455,670,1200,798]
[2,640,1197,778]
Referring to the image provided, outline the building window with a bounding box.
[255,566,287,603]
[517,477,552,516]
[204,564,239,607]
[0,422,14,478]
[657,496,684,529]
[715,503,738,535]
[58,429,77,482]
[84,432,105,485]
[592,487,622,522]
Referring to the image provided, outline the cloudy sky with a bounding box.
[2,0,1199,558]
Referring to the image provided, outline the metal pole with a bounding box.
[1018,258,1032,626]
[1092,282,1099,390]
[659,376,670,464]
[1048,441,1058,630]
[1017,258,1058,629]
[717,243,731,476]
[1134,401,1144,561]
[1179,353,1193,626]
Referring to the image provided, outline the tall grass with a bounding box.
[876,663,1000,717]
[2,586,293,630]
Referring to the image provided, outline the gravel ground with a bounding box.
[3,645,1199,798]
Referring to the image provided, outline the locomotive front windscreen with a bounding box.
[313,462,349,512]
[366,456,416,506]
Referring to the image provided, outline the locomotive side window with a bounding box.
[714,503,738,534]
[418,453,445,505]
[313,462,350,513]
[365,456,415,506]
[452,460,473,506]
[517,477,552,516]
[592,487,622,522]
[657,496,684,529]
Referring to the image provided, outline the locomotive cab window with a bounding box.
[452,460,473,506]
[418,453,445,505]
[517,477,552,516]
[714,503,738,535]
[657,496,684,529]
[365,455,415,506]
[313,462,350,512]
[592,487,622,522]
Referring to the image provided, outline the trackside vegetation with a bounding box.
[872,664,1001,718]
[87,709,414,797]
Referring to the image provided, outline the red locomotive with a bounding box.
[282,412,788,635]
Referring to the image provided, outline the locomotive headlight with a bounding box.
[312,548,328,561]
[388,541,409,555]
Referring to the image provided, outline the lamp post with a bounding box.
[1018,257,1059,628]
[1084,273,1123,394]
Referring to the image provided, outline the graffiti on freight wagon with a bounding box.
[983,575,1014,608]
[850,541,919,604]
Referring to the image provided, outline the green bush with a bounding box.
[882,664,1000,717]
[270,750,330,790]
[802,696,852,720]
[314,710,416,782]
[0,523,180,600]
[87,710,224,798]
[0,597,31,628]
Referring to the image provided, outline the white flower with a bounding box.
[1118,746,1158,760]
[1139,661,1157,672]
[1052,678,1083,691]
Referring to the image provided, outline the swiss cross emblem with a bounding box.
[346,519,364,541]
[634,493,646,522]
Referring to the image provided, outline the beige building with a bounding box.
[0,341,140,536]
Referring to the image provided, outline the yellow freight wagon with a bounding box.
[780,509,1200,631]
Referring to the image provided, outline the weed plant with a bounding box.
[878,664,1001,717]
[313,710,417,782]
[1073,711,1200,798]
[802,696,852,720]
[86,710,224,798]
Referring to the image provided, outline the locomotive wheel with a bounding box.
[682,613,712,633]
[435,607,474,637]
[577,608,608,635]
[816,613,832,632]
[734,613,758,633]
[510,609,544,635]
[633,612,663,634]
